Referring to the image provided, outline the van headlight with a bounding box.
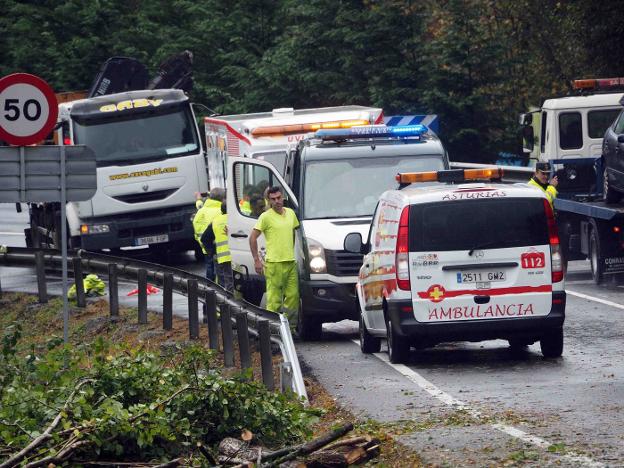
[307,238,327,273]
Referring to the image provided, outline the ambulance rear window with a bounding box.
[408,198,549,252]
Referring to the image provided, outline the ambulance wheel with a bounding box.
[540,328,564,358]
[603,168,622,204]
[296,310,322,341]
[589,229,604,285]
[386,318,409,364]
[359,315,381,354]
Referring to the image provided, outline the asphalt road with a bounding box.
[1,204,622,466]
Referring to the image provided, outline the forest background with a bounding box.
[1,0,623,163]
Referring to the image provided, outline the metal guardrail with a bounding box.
[0,247,308,402]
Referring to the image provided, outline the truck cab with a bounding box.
[521,78,623,162]
[226,124,449,339]
[29,89,207,252]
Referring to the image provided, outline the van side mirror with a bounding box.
[519,113,533,126]
[618,135,624,144]
[344,232,364,254]
[522,125,535,151]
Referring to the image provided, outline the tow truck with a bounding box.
[518,77,624,283]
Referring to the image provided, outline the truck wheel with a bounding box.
[589,228,604,285]
[540,328,564,358]
[359,315,381,354]
[386,318,409,364]
[296,309,322,341]
[603,168,622,204]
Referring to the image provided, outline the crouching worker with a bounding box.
[202,200,233,291]
[249,186,300,324]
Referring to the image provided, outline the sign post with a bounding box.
[0,73,74,343]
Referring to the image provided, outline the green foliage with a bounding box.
[1,0,622,162]
[0,326,316,463]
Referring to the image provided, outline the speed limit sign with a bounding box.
[0,73,58,146]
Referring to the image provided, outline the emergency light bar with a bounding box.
[396,168,504,185]
[572,77,624,91]
[315,124,427,141]
[251,119,370,137]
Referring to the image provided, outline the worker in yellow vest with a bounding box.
[528,162,558,209]
[193,188,225,280]
[203,200,233,291]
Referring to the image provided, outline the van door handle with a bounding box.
[231,232,248,239]
[474,295,490,304]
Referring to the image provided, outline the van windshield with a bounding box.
[73,107,199,167]
[302,156,445,219]
[408,198,549,251]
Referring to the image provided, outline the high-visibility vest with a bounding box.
[212,213,231,264]
[192,199,221,253]
[528,178,557,208]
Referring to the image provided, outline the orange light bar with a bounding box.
[572,79,596,90]
[572,77,624,90]
[396,168,504,185]
[464,168,504,180]
[396,171,438,184]
[80,224,89,234]
[251,119,370,137]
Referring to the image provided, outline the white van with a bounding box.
[226,125,449,339]
[345,168,566,363]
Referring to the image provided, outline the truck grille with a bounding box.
[325,250,363,277]
[113,189,177,204]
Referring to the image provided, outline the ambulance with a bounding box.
[345,168,566,363]
[204,106,383,189]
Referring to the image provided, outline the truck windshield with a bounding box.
[302,155,445,219]
[73,107,199,167]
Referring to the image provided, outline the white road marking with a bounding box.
[566,288,624,311]
[0,232,23,236]
[353,339,604,467]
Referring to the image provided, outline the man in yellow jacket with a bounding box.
[193,188,225,280]
[528,162,558,208]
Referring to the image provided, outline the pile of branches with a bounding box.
[216,423,380,467]
[0,327,316,466]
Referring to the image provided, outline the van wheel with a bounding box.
[359,315,381,354]
[540,328,564,358]
[296,310,322,341]
[386,318,409,364]
[603,168,622,204]
[589,229,604,285]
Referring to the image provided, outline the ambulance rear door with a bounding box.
[408,193,553,324]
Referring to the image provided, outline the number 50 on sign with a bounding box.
[0,73,58,146]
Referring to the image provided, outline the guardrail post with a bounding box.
[35,251,47,304]
[163,273,173,330]
[205,290,219,350]
[138,269,147,324]
[280,362,293,394]
[235,308,252,372]
[72,257,86,308]
[188,279,199,340]
[108,263,119,317]
[258,319,274,391]
[220,303,235,367]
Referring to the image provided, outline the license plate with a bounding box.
[457,271,505,283]
[135,234,169,246]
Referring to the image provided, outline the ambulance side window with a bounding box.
[366,202,381,248]
[233,162,287,219]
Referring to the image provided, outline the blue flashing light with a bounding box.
[315,124,427,141]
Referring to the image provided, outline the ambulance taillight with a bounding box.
[543,199,564,283]
[396,206,411,290]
